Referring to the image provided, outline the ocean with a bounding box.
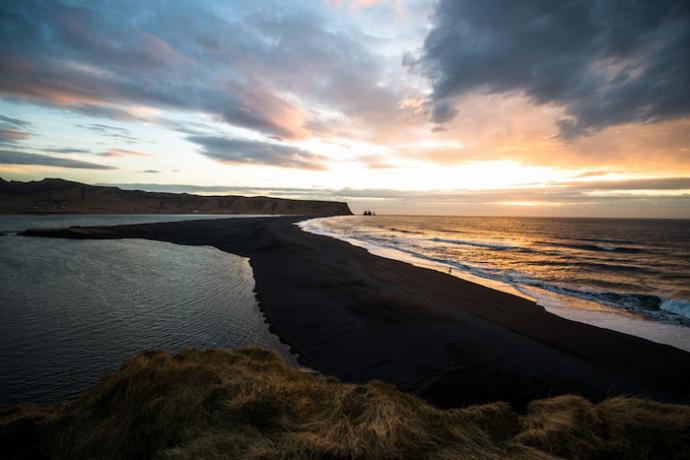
[0,215,293,405]
[300,216,690,352]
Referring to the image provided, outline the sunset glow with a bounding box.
[1,0,688,216]
[2,2,690,448]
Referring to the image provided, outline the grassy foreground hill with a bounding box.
[1,348,688,460]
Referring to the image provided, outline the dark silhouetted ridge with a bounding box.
[0,178,352,215]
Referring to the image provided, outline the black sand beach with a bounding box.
[22,217,690,408]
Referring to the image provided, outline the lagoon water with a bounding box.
[0,215,292,405]
[301,216,690,352]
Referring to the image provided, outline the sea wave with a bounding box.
[349,236,689,325]
[537,286,661,311]
[521,281,690,325]
[538,241,643,254]
[574,261,649,273]
[430,237,515,250]
[391,240,689,325]
[389,227,424,235]
[298,217,689,327]
[660,299,690,319]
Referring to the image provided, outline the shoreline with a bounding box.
[19,216,690,408]
[298,217,690,353]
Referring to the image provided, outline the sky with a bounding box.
[1,0,689,217]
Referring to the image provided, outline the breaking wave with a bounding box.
[298,216,690,329]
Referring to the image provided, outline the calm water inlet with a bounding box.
[0,215,291,405]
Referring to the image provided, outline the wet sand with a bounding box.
[21,217,690,408]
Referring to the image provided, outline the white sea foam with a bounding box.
[660,299,690,319]
[297,215,690,351]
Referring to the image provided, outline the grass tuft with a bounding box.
[1,348,688,459]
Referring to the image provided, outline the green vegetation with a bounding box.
[2,348,688,459]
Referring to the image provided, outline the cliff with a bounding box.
[0,178,352,216]
[1,348,688,460]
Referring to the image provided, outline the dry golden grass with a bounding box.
[1,348,688,459]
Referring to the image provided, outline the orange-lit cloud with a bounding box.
[388,91,690,175]
[0,0,688,218]
[102,149,153,158]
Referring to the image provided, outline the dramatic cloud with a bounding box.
[0,0,401,140]
[0,129,29,143]
[187,135,327,170]
[1,0,688,218]
[0,115,31,144]
[0,150,115,169]
[416,0,690,137]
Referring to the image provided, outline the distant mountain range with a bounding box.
[0,178,352,216]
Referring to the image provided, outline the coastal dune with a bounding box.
[20,217,690,409]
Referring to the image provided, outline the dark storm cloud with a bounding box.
[0,0,396,140]
[416,0,690,137]
[0,150,115,169]
[187,135,327,170]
